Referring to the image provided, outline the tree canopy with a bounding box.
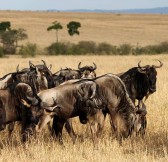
[67,21,81,36]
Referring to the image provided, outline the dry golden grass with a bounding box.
[0,11,168,48]
[0,54,167,162]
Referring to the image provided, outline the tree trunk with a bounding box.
[56,30,58,43]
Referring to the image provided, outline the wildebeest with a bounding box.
[0,65,48,140]
[53,62,97,85]
[26,80,100,145]
[77,60,163,138]
[51,62,98,138]
[118,60,163,134]
[34,74,137,145]
[118,60,163,104]
[0,82,42,141]
[17,60,54,89]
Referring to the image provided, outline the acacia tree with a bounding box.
[47,21,63,42]
[67,21,81,36]
[0,27,28,54]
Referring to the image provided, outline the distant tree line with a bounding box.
[0,20,168,57]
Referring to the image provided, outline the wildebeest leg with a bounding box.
[47,121,53,134]
[36,114,53,133]
[8,122,15,139]
[20,105,30,142]
[96,110,107,138]
[136,100,147,137]
[0,100,6,130]
[89,119,99,148]
[65,119,77,144]
[108,108,126,145]
[52,115,66,145]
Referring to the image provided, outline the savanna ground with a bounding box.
[0,11,168,162]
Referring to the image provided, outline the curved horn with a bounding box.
[29,61,35,68]
[138,61,149,69]
[92,62,97,70]
[138,61,142,68]
[78,62,82,69]
[41,60,47,66]
[16,64,20,72]
[0,71,25,81]
[153,60,163,68]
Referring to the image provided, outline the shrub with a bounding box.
[158,41,168,53]
[76,41,97,54]
[47,41,97,55]
[132,46,146,55]
[46,42,72,55]
[18,43,37,57]
[118,43,132,55]
[134,42,168,55]
[97,42,117,55]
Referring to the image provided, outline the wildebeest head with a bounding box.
[78,62,97,78]
[13,82,43,141]
[137,60,163,94]
[53,68,81,86]
[76,80,98,102]
[15,63,49,93]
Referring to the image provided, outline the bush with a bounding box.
[18,43,37,57]
[46,42,72,55]
[97,42,117,55]
[118,43,132,55]
[76,41,97,54]
[0,46,4,57]
[133,42,168,55]
[145,41,168,54]
[46,41,97,55]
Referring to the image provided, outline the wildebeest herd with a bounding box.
[0,60,163,147]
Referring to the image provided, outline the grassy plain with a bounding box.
[0,54,167,162]
[0,11,168,162]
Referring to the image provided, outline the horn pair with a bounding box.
[138,60,163,69]
[78,62,97,70]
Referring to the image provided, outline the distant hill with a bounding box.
[47,7,168,14]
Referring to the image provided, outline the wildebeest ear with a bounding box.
[21,99,31,108]
[48,64,52,70]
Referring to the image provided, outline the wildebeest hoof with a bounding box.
[80,119,88,124]
[79,115,88,124]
